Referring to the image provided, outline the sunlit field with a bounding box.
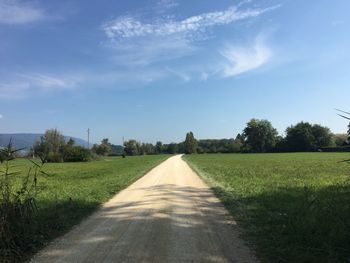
[184,153,350,262]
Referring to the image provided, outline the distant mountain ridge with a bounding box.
[0,133,88,150]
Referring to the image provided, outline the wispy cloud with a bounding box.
[111,36,195,66]
[220,34,272,77]
[0,0,47,25]
[0,114,3,119]
[166,67,190,82]
[0,73,79,99]
[18,73,77,90]
[102,4,278,68]
[103,5,278,40]
[155,0,178,13]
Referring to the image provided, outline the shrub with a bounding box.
[47,152,63,163]
[63,146,92,162]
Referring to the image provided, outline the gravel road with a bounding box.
[31,155,257,263]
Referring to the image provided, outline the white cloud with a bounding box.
[102,4,278,68]
[111,36,195,66]
[0,0,46,25]
[0,73,79,99]
[18,73,77,90]
[166,67,190,82]
[220,34,272,77]
[155,0,178,13]
[103,5,278,40]
[0,114,3,119]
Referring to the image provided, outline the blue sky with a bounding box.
[0,0,349,144]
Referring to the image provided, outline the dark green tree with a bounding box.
[155,141,163,154]
[123,140,140,156]
[166,143,178,154]
[285,122,333,151]
[243,119,278,152]
[311,124,334,148]
[184,132,197,154]
[285,122,315,151]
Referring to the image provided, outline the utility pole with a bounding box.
[87,128,90,149]
[122,136,125,146]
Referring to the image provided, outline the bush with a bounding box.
[63,146,92,162]
[47,152,63,163]
[320,146,350,152]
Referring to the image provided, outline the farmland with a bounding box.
[1,155,169,261]
[184,153,350,262]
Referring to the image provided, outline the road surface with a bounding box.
[31,155,257,263]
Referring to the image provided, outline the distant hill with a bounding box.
[0,133,88,150]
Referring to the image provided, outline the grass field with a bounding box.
[1,155,169,261]
[184,153,350,262]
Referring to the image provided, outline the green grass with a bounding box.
[1,155,169,261]
[184,153,350,262]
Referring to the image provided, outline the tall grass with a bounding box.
[0,142,46,262]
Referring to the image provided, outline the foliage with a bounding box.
[155,141,163,154]
[123,140,141,156]
[33,129,92,163]
[62,146,92,162]
[333,134,349,147]
[91,138,112,156]
[166,143,178,154]
[0,142,46,262]
[33,129,65,162]
[243,119,278,152]
[109,144,124,155]
[184,132,197,154]
[198,139,235,153]
[184,153,350,262]
[285,122,333,151]
[117,118,342,157]
[139,143,155,155]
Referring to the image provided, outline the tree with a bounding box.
[140,143,155,155]
[166,143,178,154]
[229,137,243,153]
[285,122,314,151]
[285,122,333,151]
[123,140,140,156]
[155,141,163,154]
[66,138,75,147]
[333,134,348,146]
[33,129,65,162]
[243,119,278,152]
[91,138,112,156]
[311,124,334,148]
[184,132,197,154]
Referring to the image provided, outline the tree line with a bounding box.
[30,118,349,161]
[123,119,349,155]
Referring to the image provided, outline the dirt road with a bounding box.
[31,155,257,263]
